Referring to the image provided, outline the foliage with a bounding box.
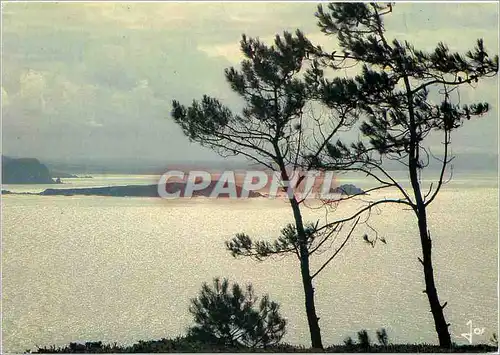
[376,328,389,346]
[188,278,286,348]
[357,329,371,348]
[343,336,354,347]
[226,220,358,267]
[490,333,498,347]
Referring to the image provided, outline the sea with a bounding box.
[1,172,498,352]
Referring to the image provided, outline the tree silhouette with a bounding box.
[188,278,286,348]
[171,31,361,349]
[308,2,498,348]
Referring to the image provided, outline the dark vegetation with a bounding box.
[32,341,497,353]
[187,278,286,348]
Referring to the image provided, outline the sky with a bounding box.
[1,2,499,167]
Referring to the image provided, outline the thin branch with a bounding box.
[316,197,415,234]
[309,222,343,255]
[311,217,360,279]
[425,127,452,206]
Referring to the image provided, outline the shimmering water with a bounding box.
[1,175,498,352]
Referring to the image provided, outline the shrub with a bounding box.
[490,333,498,347]
[357,329,371,348]
[376,328,389,346]
[343,336,354,347]
[188,277,286,349]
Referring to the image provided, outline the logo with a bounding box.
[156,169,347,200]
[459,320,485,344]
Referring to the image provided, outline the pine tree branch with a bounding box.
[309,222,342,255]
[311,217,360,279]
[410,73,497,96]
[316,198,412,234]
[425,128,452,206]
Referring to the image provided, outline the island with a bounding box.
[39,181,263,198]
[2,181,365,199]
[332,184,366,195]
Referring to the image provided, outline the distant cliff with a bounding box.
[2,156,55,184]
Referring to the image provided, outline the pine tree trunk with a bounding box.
[300,257,323,349]
[405,72,452,348]
[275,151,323,349]
[290,197,324,349]
[417,205,452,348]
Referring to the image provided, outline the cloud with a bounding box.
[1,2,498,163]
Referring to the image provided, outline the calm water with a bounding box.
[1,174,498,352]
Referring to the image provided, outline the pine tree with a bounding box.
[310,3,498,348]
[171,31,362,349]
[188,278,286,348]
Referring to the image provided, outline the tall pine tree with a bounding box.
[309,3,498,347]
[171,31,361,349]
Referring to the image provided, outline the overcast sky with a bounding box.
[2,2,498,165]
